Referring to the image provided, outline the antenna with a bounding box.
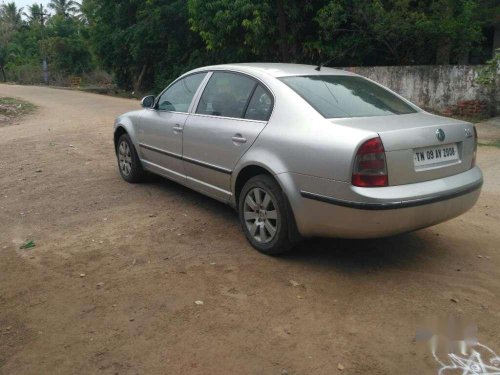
[315,56,336,71]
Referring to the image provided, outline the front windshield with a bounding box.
[280,75,417,118]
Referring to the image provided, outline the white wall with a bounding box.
[344,65,498,116]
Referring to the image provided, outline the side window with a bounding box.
[196,72,256,119]
[157,73,206,112]
[244,85,273,121]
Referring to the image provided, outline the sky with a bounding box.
[11,0,50,11]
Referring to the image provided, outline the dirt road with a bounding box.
[1,84,499,375]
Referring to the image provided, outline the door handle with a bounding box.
[232,134,247,144]
[173,125,183,133]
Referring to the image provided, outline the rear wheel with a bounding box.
[239,175,295,255]
[117,134,146,183]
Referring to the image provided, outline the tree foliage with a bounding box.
[477,49,500,87]
[0,1,91,83]
[83,0,209,91]
[1,2,23,28]
[0,0,498,90]
[48,0,81,17]
[187,0,323,63]
[44,15,92,74]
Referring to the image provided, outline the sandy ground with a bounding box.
[0,84,499,375]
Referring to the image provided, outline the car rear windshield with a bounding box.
[279,75,417,118]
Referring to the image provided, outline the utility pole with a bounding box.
[34,4,50,85]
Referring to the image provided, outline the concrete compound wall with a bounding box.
[344,65,499,117]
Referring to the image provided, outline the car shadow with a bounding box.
[284,232,441,274]
[142,173,237,217]
[142,174,440,271]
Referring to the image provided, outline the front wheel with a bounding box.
[238,175,296,255]
[116,134,146,183]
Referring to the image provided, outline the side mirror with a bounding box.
[141,95,155,108]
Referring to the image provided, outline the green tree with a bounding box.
[311,0,491,66]
[425,0,485,64]
[0,2,25,81]
[188,0,494,67]
[188,0,273,61]
[1,0,91,83]
[312,1,425,65]
[0,2,24,29]
[187,0,323,63]
[23,4,41,24]
[84,0,208,92]
[476,49,500,86]
[48,0,81,18]
[1,0,498,90]
[43,15,93,74]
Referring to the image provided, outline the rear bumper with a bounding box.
[281,167,483,238]
[300,181,481,211]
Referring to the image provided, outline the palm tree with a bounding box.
[48,0,81,18]
[23,4,50,26]
[0,2,23,29]
[0,2,24,82]
[23,4,41,24]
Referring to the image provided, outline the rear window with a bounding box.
[280,75,417,118]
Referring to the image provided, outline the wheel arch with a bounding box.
[114,125,128,153]
[233,164,276,207]
[231,158,294,209]
[113,114,139,153]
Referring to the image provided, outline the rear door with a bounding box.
[182,71,273,201]
[138,72,207,184]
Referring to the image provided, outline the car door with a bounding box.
[182,71,274,202]
[138,72,207,184]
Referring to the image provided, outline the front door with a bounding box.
[183,72,274,201]
[138,72,207,184]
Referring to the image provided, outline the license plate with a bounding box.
[413,143,459,168]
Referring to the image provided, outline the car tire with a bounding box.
[116,133,146,183]
[239,174,297,255]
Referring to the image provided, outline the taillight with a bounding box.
[472,125,478,167]
[352,137,388,187]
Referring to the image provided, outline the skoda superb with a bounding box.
[114,63,483,255]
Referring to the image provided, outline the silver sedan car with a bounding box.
[114,63,483,255]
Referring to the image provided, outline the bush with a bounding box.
[5,63,43,84]
[81,70,113,87]
[476,49,500,87]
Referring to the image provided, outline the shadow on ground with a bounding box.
[141,173,438,275]
[287,233,435,273]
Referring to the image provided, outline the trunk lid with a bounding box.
[331,112,476,185]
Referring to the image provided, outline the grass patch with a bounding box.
[0,97,37,115]
[0,97,37,124]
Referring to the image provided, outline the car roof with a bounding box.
[188,63,357,78]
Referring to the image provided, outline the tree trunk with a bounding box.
[493,22,500,54]
[436,38,451,65]
[276,0,289,62]
[458,51,469,65]
[133,64,148,94]
[0,65,6,82]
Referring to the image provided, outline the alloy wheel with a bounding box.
[243,187,278,244]
[118,140,132,176]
